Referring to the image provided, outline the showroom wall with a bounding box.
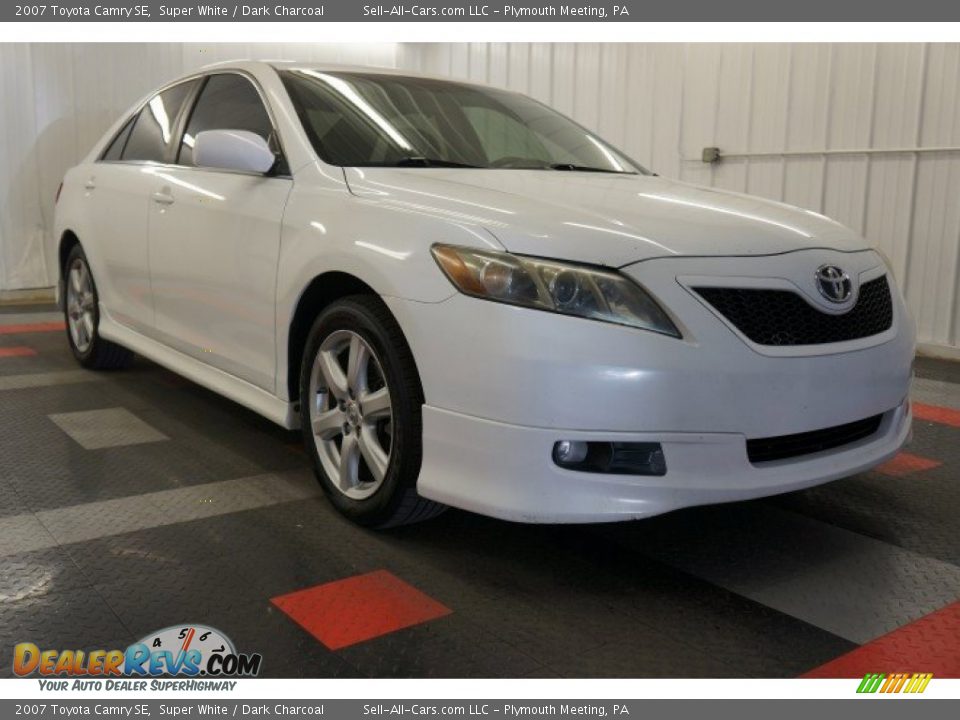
[402,43,960,357]
[1,42,959,356]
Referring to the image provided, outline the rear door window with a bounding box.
[178,73,274,166]
[121,80,197,163]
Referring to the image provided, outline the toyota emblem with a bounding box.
[815,265,853,303]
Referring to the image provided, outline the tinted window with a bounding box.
[280,70,645,173]
[122,81,197,163]
[461,106,552,165]
[179,74,274,166]
[101,117,135,161]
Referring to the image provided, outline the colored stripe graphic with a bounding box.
[804,600,960,678]
[913,402,960,429]
[0,347,37,358]
[856,673,885,693]
[881,673,905,693]
[0,322,65,335]
[855,672,933,693]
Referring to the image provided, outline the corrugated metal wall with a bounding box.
[403,43,960,356]
[0,42,399,293]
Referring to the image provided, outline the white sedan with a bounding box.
[54,61,915,526]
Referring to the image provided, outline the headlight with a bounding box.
[431,244,680,337]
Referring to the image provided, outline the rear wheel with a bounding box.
[299,296,445,528]
[63,245,132,370]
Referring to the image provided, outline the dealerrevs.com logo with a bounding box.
[13,624,262,684]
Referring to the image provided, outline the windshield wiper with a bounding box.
[395,157,483,168]
[548,163,632,174]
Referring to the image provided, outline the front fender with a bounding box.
[275,163,498,400]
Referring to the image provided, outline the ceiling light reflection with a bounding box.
[303,70,414,152]
[148,96,172,144]
[141,167,225,201]
[586,135,624,172]
[563,222,676,255]
[354,241,410,260]
[636,192,813,238]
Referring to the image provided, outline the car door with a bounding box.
[83,80,198,334]
[146,72,293,392]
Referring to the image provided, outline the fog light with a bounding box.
[553,440,589,465]
[552,441,666,476]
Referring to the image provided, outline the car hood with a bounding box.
[343,167,869,267]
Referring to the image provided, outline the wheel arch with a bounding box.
[286,271,406,404]
[58,230,82,275]
[57,230,82,308]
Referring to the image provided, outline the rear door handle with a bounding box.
[84,178,96,190]
[151,191,175,206]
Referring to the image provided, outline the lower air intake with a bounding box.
[746,414,883,464]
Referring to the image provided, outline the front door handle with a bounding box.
[84,178,96,190]
[151,191,175,206]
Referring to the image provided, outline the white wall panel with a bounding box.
[0,44,45,290]
[781,45,831,215]
[505,43,530,94]
[911,44,960,350]
[596,44,627,148]
[710,44,753,195]
[678,44,720,189]
[742,45,790,201]
[528,44,553,104]
[406,42,960,355]
[551,44,576,116]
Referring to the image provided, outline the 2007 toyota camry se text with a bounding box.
[53,61,914,527]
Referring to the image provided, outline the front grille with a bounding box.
[746,414,883,464]
[694,275,893,346]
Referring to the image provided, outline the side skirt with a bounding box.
[99,313,299,430]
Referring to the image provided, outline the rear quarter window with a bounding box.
[121,80,197,163]
[100,117,135,161]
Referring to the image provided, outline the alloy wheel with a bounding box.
[66,257,96,354]
[308,329,394,500]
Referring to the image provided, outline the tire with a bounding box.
[63,244,133,370]
[299,295,445,528]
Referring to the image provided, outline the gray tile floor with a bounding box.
[49,407,169,449]
[1,309,958,678]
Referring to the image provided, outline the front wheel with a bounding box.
[299,296,445,528]
[63,245,132,370]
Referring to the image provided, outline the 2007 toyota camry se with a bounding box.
[53,61,915,527]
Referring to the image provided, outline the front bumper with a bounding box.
[385,248,916,523]
[415,400,911,523]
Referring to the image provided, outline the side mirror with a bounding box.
[192,130,276,174]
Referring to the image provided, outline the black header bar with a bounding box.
[4,0,960,22]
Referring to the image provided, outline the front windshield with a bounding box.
[280,69,647,174]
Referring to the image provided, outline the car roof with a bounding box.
[197,59,500,90]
